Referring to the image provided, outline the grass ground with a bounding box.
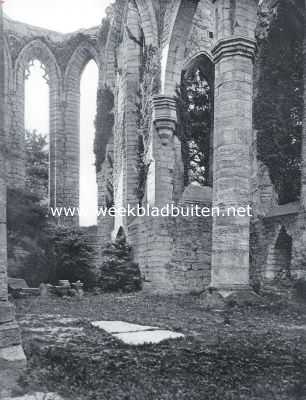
[13,292,306,400]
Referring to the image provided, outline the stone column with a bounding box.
[152,95,177,207]
[0,2,26,366]
[210,34,256,291]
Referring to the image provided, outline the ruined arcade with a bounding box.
[0,0,305,367]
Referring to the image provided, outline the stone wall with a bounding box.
[96,0,306,294]
[0,4,26,366]
[129,212,212,294]
[251,208,306,287]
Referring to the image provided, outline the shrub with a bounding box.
[98,235,142,293]
[7,188,96,289]
[46,226,96,289]
[7,187,50,286]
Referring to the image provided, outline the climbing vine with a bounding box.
[136,135,150,205]
[94,86,115,173]
[137,44,161,139]
[135,43,161,203]
[254,0,304,204]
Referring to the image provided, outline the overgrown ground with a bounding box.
[13,292,306,400]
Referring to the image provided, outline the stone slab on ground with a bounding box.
[114,330,184,345]
[92,320,184,345]
[91,320,159,333]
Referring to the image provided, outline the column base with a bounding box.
[0,302,26,365]
[209,284,253,298]
[0,344,26,364]
[0,344,26,399]
[200,285,263,309]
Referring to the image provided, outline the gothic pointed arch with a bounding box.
[102,0,158,89]
[11,39,61,204]
[61,41,100,219]
[161,0,215,96]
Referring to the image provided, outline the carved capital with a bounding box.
[212,37,256,63]
[152,95,177,145]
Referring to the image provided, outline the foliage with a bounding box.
[135,135,149,204]
[176,68,213,186]
[46,226,96,289]
[7,192,96,288]
[7,187,50,286]
[7,130,50,285]
[254,1,303,204]
[7,188,96,288]
[98,235,142,293]
[25,130,49,200]
[94,86,115,173]
[135,44,160,203]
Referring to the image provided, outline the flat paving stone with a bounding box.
[114,330,185,345]
[91,321,158,333]
[92,320,184,345]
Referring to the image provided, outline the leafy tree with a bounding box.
[94,86,114,173]
[7,187,50,286]
[25,130,49,200]
[176,68,213,186]
[46,226,96,289]
[254,0,303,204]
[8,130,96,288]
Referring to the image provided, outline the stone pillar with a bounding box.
[0,2,26,367]
[152,95,177,207]
[97,147,114,248]
[210,32,256,290]
[60,83,80,226]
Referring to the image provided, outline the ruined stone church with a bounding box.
[0,0,305,365]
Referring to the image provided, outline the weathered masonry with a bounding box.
[0,0,305,365]
[97,0,306,294]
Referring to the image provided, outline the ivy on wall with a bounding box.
[94,86,115,173]
[254,0,304,205]
[136,135,150,205]
[136,43,161,203]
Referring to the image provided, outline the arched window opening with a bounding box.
[24,59,49,202]
[80,59,99,227]
[265,227,293,282]
[274,228,292,280]
[177,56,214,187]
